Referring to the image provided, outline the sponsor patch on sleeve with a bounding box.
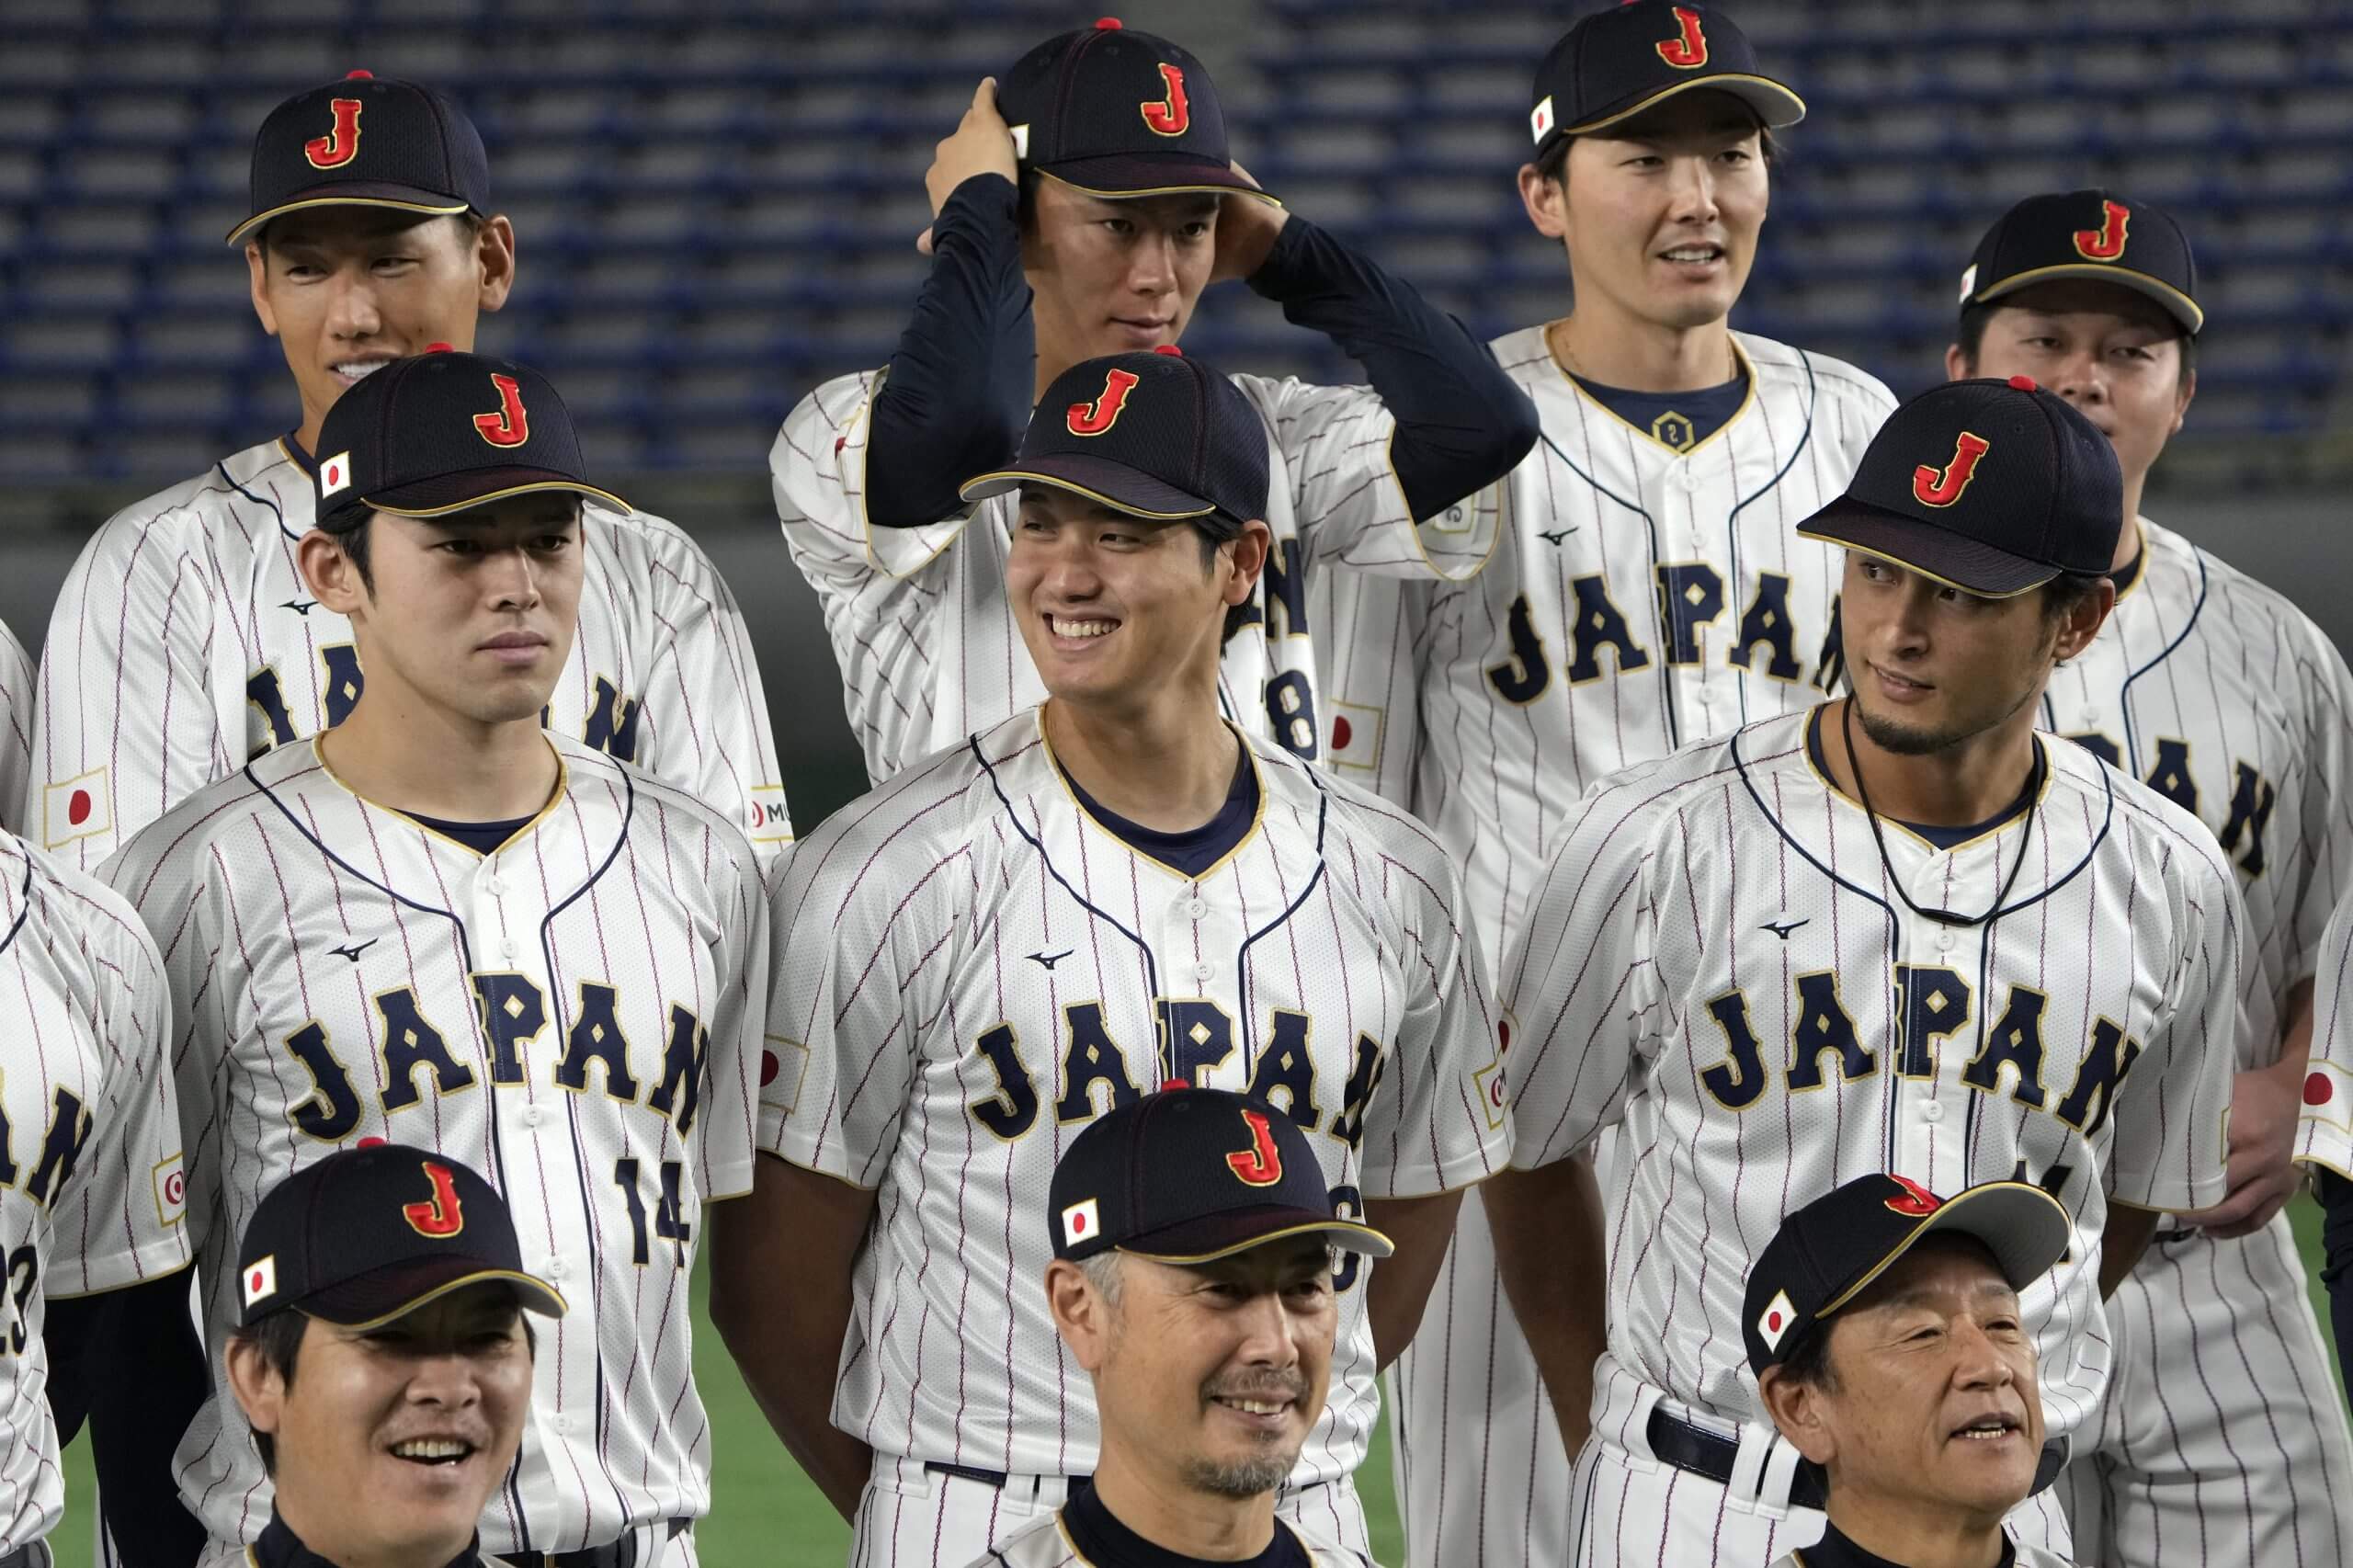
[745,783,793,846]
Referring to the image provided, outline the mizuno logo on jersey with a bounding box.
[1699,965,2145,1142]
[275,978,711,1143]
[280,599,318,616]
[1760,918,1808,940]
[965,1001,1387,1150]
[330,938,378,962]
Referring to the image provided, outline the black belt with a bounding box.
[925,1461,1093,1491]
[535,1517,690,1568]
[1643,1408,2064,1509]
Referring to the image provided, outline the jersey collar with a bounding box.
[1792,1520,2017,1568]
[253,1512,486,1568]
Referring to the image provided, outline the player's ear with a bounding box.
[300,527,369,614]
[247,241,280,339]
[2050,578,2116,665]
[225,1332,290,1439]
[1756,1364,1838,1467]
[1220,519,1272,608]
[1943,342,1972,381]
[473,214,517,315]
[1043,1259,1115,1373]
[1517,162,1570,243]
[2171,361,2196,433]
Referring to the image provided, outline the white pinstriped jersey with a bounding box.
[0,623,33,839]
[2300,893,2353,1174]
[32,439,790,869]
[100,736,767,1557]
[763,709,1509,1484]
[771,369,1495,785]
[2042,517,2353,1047]
[1316,328,1895,954]
[1502,710,2240,1438]
[978,1512,1377,1567]
[0,837,188,1552]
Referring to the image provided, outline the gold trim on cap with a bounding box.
[959,470,1214,522]
[365,480,633,519]
[1795,530,2053,602]
[326,1267,571,1331]
[225,194,470,245]
[1970,263,2205,335]
[1036,168,1283,208]
[1120,1218,1397,1265]
[1560,74,1809,137]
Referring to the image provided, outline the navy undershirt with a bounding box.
[256,1513,483,1568]
[1569,366,1749,452]
[2109,542,2145,597]
[407,812,535,857]
[1807,708,2039,851]
[1793,1520,2017,1568]
[1063,747,1257,880]
[1051,1482,1314,1568]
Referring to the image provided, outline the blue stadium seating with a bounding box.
[0,1,2345,483]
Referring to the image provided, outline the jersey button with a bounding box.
[1185,898,1208,920]
[1936,928,1957,952]
[1194,960,1215,983]
[523,1106,543,1127]
[483,875,504,896]
[500,938,517,961]
[1920,1102,1945,1123]
[2082,707,2102,726]
[547,1258,567,1279]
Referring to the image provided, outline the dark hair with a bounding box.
[1773,1321,1840,1393]
[1534,119,1780,188]
[338,517,375,592]
[233,1304,535,1474]
[1954,301,2198,386]
[2040,569,2110,629]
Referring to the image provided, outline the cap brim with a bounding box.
[1798,497,2058,600]
[961,453,1218,522]
[1120,1207,1396,1265]
[225,184,473,244]
[1972,264,2205,337]
[330,468,631,529]
[1036,160,1281,207]
[1562,75,1808,139]
[1818,1182,2074,1319]
[284,1256,569,1330]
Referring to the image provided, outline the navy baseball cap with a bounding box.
[313,347,628,534]
[1049,1089,1392,1265]
[1961,189,2202,337]
[961,346,1269,532]
[1745,1174,2069,1376]
[996,18,1275,204]
[1529,2,1804,162]
[237,1144,567,1329]
[229,71,492,245]
[1797,377,2124,598]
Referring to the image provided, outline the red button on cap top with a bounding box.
[425,341,455,354]
[1096,16,1122,28]
[346,69,373,79]
[2007,375,2038,392]
[1154,344,1183,357]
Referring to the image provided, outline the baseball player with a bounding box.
[1344,9,1900,1564]
[32,71,789,875]
[1484,377,2245,1564]
[102,350,768,1568]
[974,1088,1393,1568]
[715,348,1507,1566]
[223,1146,567,1568]
[771,17,1537,785]
[0,773,197,1565]
[1948,190,2353,1565]
[2303,896,2353,1405]
[1750,1176,2081,1568]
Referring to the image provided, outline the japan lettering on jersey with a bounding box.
[1315,330,1896,956]
[1502,710,2238,1437]
[100,737,766,1557]
[762,710,1508,1483]
[0,840,188,1552]
[2041,517,2353,1049]
[770,368,1495,785]
[33,440,790,871]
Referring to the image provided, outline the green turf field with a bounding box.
[46,1196,2341,1566]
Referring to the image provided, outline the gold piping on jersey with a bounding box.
[311,733,571,859]
[1800,702,2058,857]
[1549,331,1761,460]
[1383,424,1505,583]
[1035,707,1271,886]
[2111,516,2152,605]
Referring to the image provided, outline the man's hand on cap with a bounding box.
[1208,160,1289,283]
[918,77,1020,256]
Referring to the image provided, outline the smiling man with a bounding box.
[224,1144,567,1568]
[32,72,788,875]
[105,349,768,1568]
[1750,1176,2082,1568]
[1481,377,2246,1563]
[771,17,1536,785]
[970,1089,1398,1568]
[719,347,1506,1565]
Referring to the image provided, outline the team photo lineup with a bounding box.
[1,2,2348,1566]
